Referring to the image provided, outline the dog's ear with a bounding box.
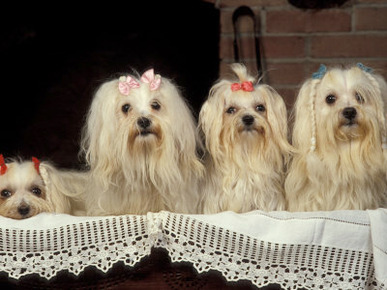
[371,73,387,134]
[260,86,288,142]
[292,78,318,152]
[259,85,293,158]
[159,78,204,176]
[38,162,71,213]
[81,80,122,170]
[368,72,387,174]
[198,81,229,155]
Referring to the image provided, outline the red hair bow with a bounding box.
[231,81,254,92]
[0,155,40,175]
[0,154,7,175]
[32,157,40,175]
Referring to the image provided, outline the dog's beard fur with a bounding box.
[206,115,287,213]
[286,65,387,211]
[200,64,292,213]
[318,105,373,145]
[82,77,204,215]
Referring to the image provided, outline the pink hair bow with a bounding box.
[231,81,254,92]
[141,69,161,91]
[118,76,140,95]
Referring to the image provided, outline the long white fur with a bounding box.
[81,71,204,215]
[199,64,292,213]
[285,65,387,211]
[0,159,87,218]
[40,162,87,215]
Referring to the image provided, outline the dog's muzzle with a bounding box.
[342,107,357,125]
[17,204,31,217]
[137,117,153,136]
[137,117,152,129]
[242,114,255,126]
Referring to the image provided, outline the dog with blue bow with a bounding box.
[285,63,387,211]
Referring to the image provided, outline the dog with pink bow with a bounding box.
[81,69,204,215]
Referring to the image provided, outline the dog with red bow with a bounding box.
[199,63,292,213]
[285,63,387,211]
[81,68,204,215]
[0,155,87,219]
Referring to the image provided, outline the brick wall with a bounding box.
[206,0,387,108]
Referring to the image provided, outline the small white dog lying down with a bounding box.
[285,63,387,211]
[81,68,204,215]
[199,64,292,213]
[0,155,87,219]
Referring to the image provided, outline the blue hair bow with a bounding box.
[356,63,373,74]
[312,64,327,80]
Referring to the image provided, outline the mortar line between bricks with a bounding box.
[221,31,387,38]
[354,3,387,8]
[219,3,387,12]
[222,57,387,63]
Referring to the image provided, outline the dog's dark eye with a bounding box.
[355,92,364,104]
[226,107,237,114]
[151,101,161,111]
[255,104,266,112]
[0,189,11,198]
[31,187,42,196]
[122,104,131,114]
[326,94,336,104]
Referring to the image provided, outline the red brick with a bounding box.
[274,87,298,110]
[219,37,234,59]
[225,35,306,60]
[355,7,387,31]
[261,36,305,58]
[266,9,351,33]
[311,35,387,58]
[265,62,306,85]
[358,60,387,81]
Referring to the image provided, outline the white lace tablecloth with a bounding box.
[0,209,385,289]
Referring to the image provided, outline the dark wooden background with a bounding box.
[0,0,219,169]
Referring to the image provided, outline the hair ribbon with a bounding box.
[312,64,327,80]
[231,81,254,92]
[0,155,7,175]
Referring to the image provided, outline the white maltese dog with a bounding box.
[199,64,292,213]
[0,155,86,219]
[285,63,387,211]
[81,68,204,215]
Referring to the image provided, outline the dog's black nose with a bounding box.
[18,205,30,216]
[137,117,152,129]
[342,107,357,120]
[242,115,255,126]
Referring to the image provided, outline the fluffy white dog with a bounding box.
[81,68,204,215]
[0,155,86,219]
[199,64,292,213]
[285,63,387,211]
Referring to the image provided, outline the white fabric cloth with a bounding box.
[0,210,385,289]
